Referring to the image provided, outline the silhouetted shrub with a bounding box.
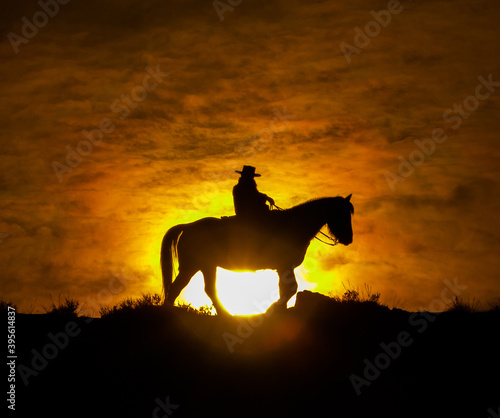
[329,282,383,306]
[99,293,163,318]
[341,289,360,303]
[44,296,80,317]
[100,294,214,318]
[445,296,481,313]
[175,301,214,316]
[488,298,500,312]
[0,299,18,312]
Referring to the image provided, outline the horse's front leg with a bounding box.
[268,268,298,313]
[202,267,231,316]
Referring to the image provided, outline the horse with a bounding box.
[160,195,354,315]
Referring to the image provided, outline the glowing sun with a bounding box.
[176,268,315,315]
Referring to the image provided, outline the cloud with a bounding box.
[1,0,499,311]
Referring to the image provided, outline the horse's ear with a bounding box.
[345,194,352,202]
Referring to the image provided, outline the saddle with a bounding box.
[220,209,281,230]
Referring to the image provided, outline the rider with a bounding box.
[233,165,275,220]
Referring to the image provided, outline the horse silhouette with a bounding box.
[161,195,354,315]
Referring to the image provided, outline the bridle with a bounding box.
[271,203,340,246]
[314,230,339,246]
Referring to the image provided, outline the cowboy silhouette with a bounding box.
[233,166,275,220]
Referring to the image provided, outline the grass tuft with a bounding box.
[329,282,383,306]
[44,295,80,317]
[487,297,500,312]
[0,299,18,312]
[445,296,481,313]
[175,301,214,316]
[99,293,214,318]
[99,293,163,318]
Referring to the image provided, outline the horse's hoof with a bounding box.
[213,305,232,318]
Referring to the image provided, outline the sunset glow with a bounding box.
[1,0,499,314]
[177,268,317,316]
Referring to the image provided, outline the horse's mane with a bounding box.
[284,196,354,214]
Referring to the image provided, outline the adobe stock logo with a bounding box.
[384,74,500,191]
[339,0,409,64]
[213,0,243,22]
[349,277,467,396]
[7,0,71,54]
[487,407,500,418]
[152,396,179,418]
[52,64,168,183]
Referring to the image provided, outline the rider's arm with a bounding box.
[265,195,275,207]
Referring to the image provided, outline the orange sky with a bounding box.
[1,0,500,314]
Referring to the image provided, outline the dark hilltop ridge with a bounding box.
[9,291,500,418]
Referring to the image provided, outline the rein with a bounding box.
[314,230,338,246]
[270,203,339,246]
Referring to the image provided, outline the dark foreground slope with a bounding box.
[13,292,500,418]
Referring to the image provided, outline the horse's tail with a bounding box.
[160,224,185,304]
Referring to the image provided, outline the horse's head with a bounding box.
[327,194,354,245]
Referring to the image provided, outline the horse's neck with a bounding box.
[288,198,334,241]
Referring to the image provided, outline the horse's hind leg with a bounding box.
[166,269,197,306]
[202,267,230,316]
[268,268,298,313]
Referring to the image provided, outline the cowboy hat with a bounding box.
[235,165,261,177]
